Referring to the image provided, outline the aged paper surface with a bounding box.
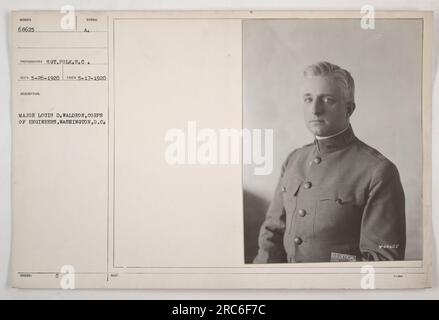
[10,11,432,289]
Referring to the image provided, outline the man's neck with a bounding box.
[315,124,350,140]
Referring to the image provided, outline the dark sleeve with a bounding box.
[359,160,406,261]
[253,157,290,263]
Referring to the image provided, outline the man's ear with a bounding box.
[347,102,356,117]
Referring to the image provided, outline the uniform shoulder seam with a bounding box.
[356,139,390,163]
[282,142,313,170]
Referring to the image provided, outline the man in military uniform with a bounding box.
[254,61,406,263]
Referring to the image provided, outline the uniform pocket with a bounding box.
[314,191,361,242]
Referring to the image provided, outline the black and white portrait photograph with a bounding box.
[6,8,433,292]
[243,18,423,263]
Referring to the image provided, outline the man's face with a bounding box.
[302,75,353,137]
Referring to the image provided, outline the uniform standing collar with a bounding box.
[314,124,356,154]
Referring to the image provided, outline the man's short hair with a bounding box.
[304,61,355,104]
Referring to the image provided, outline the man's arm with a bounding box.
[253,158,290,263]
[359,160,406,261]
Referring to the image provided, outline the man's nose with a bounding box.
[311,99,324,115]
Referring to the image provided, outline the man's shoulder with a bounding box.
[287,141,314,157]
[354,139,392,164]
[353,139,400,176]
[280,142,315,168]
[282,138,400,175]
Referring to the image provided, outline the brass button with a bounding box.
[336,198,343,205]
[298,209,307,217]
[294,237,303,245]
[304,181,312,189]
[313,157,322,164]
[281,186,287,192]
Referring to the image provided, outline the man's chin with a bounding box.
[308,126,328,137]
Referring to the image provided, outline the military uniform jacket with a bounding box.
[254,125,406,263]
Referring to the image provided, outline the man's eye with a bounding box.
[323,97,335,103]
[304,97,312,103]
